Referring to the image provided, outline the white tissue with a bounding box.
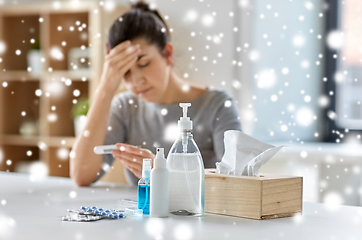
[215,130,283,177]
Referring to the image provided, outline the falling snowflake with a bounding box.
[65,79,72,86]
[0,214,16,238]
[293,34,305,48]
[57,148,69,160]
[47,113,57,122]
[281,68,289,75]
[102,163,111,172]
[69,151,76,158]
[160,108,168,116]
[304,1,314,10]
[38,141,48,151]
[69,191,77,198]
[295,108,314,126]
[257,70,276,89]
[201,14,214,27]
[300,151,308,158]
[326,30,344,50]
[174,224,193,240]
[224,100,232,107]
[270,95,278,102]
[146,218,164,239]
[163,123,178,143]
[83,130,90,137]
[0,41,6,54]
[249,50,260,61]
[73,89,80,97]
[35,89,42,97]
[29,162,48,180]
[184,9,198,23]
[232,80,241,89]
[304,95,311,103]
[280,125,288,132]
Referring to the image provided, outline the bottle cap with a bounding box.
[154,148,167,168]
[142,159,152,178]
[178,103,192,130]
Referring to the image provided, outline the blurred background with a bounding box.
[0,0,361,207]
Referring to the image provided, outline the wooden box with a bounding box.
[204,169,303,220]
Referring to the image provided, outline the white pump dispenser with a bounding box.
[150,148,169,217]
[167,103,205,216]
[178,103,192,131]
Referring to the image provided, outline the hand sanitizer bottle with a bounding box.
[150,148,169,217]
[167,103,205,216]
[138,159,151,215]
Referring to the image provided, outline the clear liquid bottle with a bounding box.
[167,103,204,216]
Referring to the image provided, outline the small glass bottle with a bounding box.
[138,159,151,215]
[167,103,205,216]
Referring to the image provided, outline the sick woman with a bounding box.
[70,1,242,186]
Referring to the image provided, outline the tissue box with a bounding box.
[204,169,303,220]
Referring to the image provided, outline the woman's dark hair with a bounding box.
[108,1,170,54]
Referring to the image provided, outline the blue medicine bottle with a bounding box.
[138,159,151,215]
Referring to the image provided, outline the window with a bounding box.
[324,0,362,143]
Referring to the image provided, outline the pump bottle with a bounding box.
[166,103,205,216]
[150,148,169,217]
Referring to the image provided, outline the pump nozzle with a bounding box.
[178,103,192,131]
[142,159,152,179]
[180,103,191,118]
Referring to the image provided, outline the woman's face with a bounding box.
[122,38,172,103]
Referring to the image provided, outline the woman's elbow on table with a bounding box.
[72,175,92,187]
[69,159,95,187]
[70,171,93,187]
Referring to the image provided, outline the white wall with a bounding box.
[149,0,236,95]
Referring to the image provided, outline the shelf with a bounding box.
[0,70,91,81]
[0,80,40,135]
[0,2,107,178]
[0,14,41,71]
[0,2,98,15]
[46,80,88,137]
[44,70,91,80]
[0,134,75,147]
[0,145,39,172]
[48,12,89,71]
[0,71,40,81]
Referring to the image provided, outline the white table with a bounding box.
[0,172,361,240]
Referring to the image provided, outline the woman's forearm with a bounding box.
[70,83,116,186]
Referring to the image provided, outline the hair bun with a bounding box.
[132,1,151,11]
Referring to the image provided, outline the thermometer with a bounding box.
[93,145,117,154]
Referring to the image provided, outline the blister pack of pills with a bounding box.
[61,206,125,222]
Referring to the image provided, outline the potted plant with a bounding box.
[72,97,89,137]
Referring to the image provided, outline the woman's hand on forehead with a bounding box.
[100,40,141,93]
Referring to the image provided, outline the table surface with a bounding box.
[0,172,361,240]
